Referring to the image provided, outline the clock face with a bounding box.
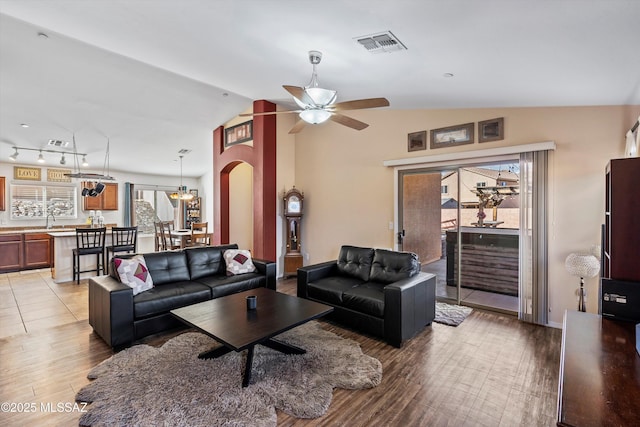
[287,195,301,213]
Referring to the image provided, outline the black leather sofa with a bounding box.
[89,244,276,349]
[297,245,436,347]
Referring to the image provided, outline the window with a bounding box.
[441,185,448,194]
[476,182,486,188]
[11,184,77,219]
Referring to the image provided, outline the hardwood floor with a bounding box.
[0,270,562,426]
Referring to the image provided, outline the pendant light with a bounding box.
[170,155,194,200]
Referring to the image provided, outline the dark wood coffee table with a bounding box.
[170,287,333,387]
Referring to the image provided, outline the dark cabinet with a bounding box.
[184,197,201,229]
[82,182,118,211]
[603,157,640,282]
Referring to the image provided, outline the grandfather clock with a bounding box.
[283,187,304,277]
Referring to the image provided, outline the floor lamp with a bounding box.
[565,253,600,312]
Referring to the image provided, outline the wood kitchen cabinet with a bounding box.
[0,233,53,273]
[0,234,23,272]
[24,233,53,269]
[82,182,119,211]
[0,176,5,211]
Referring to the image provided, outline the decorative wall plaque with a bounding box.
[47,168,72,182]
[14,166,41,181]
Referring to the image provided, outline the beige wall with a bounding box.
[291,104,640,326]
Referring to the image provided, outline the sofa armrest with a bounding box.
[383,272,436,347]
[253,258,276,290]
[297,261,339,298]
[89,275,135,349]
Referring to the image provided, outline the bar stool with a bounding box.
[73,227,106,284]
[106,226,138,259]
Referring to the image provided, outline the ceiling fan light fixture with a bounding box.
[306,87,337,107]
[300,109,331,124]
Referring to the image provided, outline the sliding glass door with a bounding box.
[399,160,521,314]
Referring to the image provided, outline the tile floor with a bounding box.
[0,269,88,339]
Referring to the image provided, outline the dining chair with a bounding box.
[107,226,138,259]
[160,221,181,250]
[73,227,106,284]
[153,221,164,251]
[188,222,209,247]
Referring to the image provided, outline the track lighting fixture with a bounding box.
[7,146,88,166]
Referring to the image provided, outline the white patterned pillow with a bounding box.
[114,255,154,295]
[224,249,256,276]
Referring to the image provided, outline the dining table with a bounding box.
[169,229,212,249]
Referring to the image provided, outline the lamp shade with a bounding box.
[565,253,600,278]
[299,109,331,124]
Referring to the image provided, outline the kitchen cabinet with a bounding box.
[24,233,53,269]
[82,182,118,211]
[0,176,5,211]
[0,234,22,272]
[0,232,53,273]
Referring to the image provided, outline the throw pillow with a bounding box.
[114,255,154,295]
[224,249,256,276]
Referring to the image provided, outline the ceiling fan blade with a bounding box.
[330,113,369,131]
[329,97,390,111]
[288,119,307,134]
[283,85,316,107]
[239,110,301,117]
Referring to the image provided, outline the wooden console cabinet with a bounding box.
[557,310,640,426]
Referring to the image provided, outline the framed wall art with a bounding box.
[407,131,427,152]
[478,117,504,143]
[224,120,253,147]
[430,123,474,149]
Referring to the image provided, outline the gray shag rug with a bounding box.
[76,321,382,426]
[434,302,474,326]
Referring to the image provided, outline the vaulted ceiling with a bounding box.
[1,0,639,177]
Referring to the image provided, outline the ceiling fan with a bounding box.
[241,51,389,134]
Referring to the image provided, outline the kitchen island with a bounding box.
[48,229,155,283]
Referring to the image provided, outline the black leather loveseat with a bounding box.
[89,244,276,349]
[297,245,435,347]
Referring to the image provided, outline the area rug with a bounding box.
[434,302,473,326]
[75,321,382,426]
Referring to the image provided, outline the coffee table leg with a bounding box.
[242,346,255,388]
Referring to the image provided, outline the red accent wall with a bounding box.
[213,100,277,261]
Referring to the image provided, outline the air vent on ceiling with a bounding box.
[178,148,191,155]
[354,31,407,54]
[48,139,69,147]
